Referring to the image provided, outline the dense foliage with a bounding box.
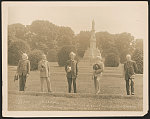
[132,39,143,74]
[8,39,30,65]
[57,45,77,66]
[8,20,143,71]
[104,53,120,67]
[47,49,58,62]
[28,50,43,70]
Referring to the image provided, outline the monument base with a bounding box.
[83,47,101,60]
[83,47,101,64]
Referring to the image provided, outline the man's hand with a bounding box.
[93,70,96,75]
[26,74,29,78]
[15,72,18,76]
[92,75,94,80]
[67,67,71,72]
[130,74,135,79]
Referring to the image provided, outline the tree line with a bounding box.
[8,20,143,73]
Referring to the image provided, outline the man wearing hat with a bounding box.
[38,54,52,92]
[92,56,104,94]
[65,52,78,93]
[16,53,30,91]
[124,54,138,95]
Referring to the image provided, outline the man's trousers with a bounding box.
[19,74,27,91]
[126,78,134,95]
[67,78,76,93]
[40,77,51,92]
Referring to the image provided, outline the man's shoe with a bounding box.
[131,93,134,95]
[96,91,100,94]
[48,90,52,93]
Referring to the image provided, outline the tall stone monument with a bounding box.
[83,20,101,62]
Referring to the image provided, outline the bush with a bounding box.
[104,53,120,67]
[47,49,57,62]
[28,50,43,70]
[8,40,30,65]
[132,49,143,74]
[77,48,85,58]
[38,43,48,54]
[57,45,77,66]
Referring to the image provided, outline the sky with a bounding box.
[7,2,148,40]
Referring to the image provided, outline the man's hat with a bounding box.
[69,52,76,57]
[22,53,28,60]
[96,55,102,60]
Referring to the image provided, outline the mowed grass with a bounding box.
[8,62,143,111]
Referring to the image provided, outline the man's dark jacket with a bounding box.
[124,60,138,80]
[65,59,78,79]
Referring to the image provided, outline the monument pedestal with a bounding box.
[83,47,101,61]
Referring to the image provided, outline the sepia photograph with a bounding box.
[2,1,148,117]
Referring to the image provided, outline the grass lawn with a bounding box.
[8,62,143,111]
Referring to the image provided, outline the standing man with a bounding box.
[65,52,78,93]
[38,54,52,92]
[16,53,30,91]
[124,54,138,95]
[92,56,104,94]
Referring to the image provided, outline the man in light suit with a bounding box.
[38,54,52,92]
[65,52,78,93]
[124,54,138,95]
[92,56,104,94]
[16,53,30,91]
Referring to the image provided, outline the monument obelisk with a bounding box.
[83,20,101,62]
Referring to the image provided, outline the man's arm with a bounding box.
[123,63,126,77]
[38,61,42,71]
[65,61,69,73]
[27,61,30,74]
[133,61,138,74]
[17,60,20,74]
[101,62,104,72]
[96,63,104,73]
[47,61,50,76]
[76,62,78,76]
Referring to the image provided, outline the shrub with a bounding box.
[77,48,85,58]
[47,49,57,62]
[8,39,30,65]
[38,43,48,54]
[132,49,143,74]
[104,53,120,67]
[28,49,43,70]
[57,45,77,66]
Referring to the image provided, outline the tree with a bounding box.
[38,43,48,54]
[76,31,91,57]
[57,27,74,47]
[29,20,75,51]
[47,49,58,62]
[114,32,135,63]
[8,23,26,40]
[135,39,143,50]
[132,49,143,74]
[132,39,143,74]
[8,39,30,65]
[57,45,77,66]
[105,53,120,67]
[28,50,43,70]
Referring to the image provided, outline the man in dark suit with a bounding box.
[124,54,138,95]
[16,53,30,91]
[65,52,78,93]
